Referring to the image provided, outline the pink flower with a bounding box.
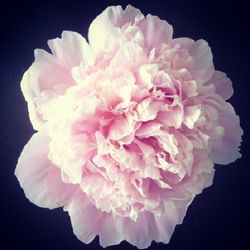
[15,5,243,248]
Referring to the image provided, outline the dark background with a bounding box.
[0,0,249,249]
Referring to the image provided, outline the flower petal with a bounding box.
[21,32,91,130]
[88,5,143,50]
[171,38,214,83]
[188,39,214,83]
[65,190,123,247]
[183,105,201,129]
[108,115,134,140]
[21,50,72,129]
[209,71,233,100]
[114,212,154,248]
[114,197,192,248]
[48,31,91,68]
[137,14,173,51]
[154,198,193,242]
[110,42,147,69]
[209,103,243,164]
[15,131,77,209]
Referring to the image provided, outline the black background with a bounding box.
[1,0,249,249]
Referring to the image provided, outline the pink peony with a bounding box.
[15,5,243,248]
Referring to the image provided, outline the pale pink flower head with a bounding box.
[15,5,243,248]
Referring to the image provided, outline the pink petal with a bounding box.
[158,106,184,128]
[188,39,214,83]
[110,42,147,69]
[183,105,201,129]
[15,131,77,209]
[209,70,233,100]
[108,115,134,140]
[114,212,154,248]
[21,32,91,130]
[21,50,72,129]
[65,190,123,247]
[154,198,193,242]
[48,31,91,68]
[171,38,214,83]
[135,121,162,138]
[114,197,192,248]
[137,14,173,51]
[209,103,243,164]
[88,5,142,50]
[136,98,161,122]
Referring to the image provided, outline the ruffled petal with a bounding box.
[15,131,77,209]
[88,5,142,50]
[108,115,134,140]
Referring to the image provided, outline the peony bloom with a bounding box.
[15,5,243,248]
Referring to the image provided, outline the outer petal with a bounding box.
[209,70,233,100]
[171,38,214,83]
[209,103,243,164]
[21,49,72,130]
[137,14,173,51]
[114,198,192,248]
[154,198,193,242]
[187,39,214,83]
[48,31,91,68]
[88,5,143,50]
[15,131,77,209]
[21,31,91,130]
[114,212,154,248]
[65,190,123,247]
